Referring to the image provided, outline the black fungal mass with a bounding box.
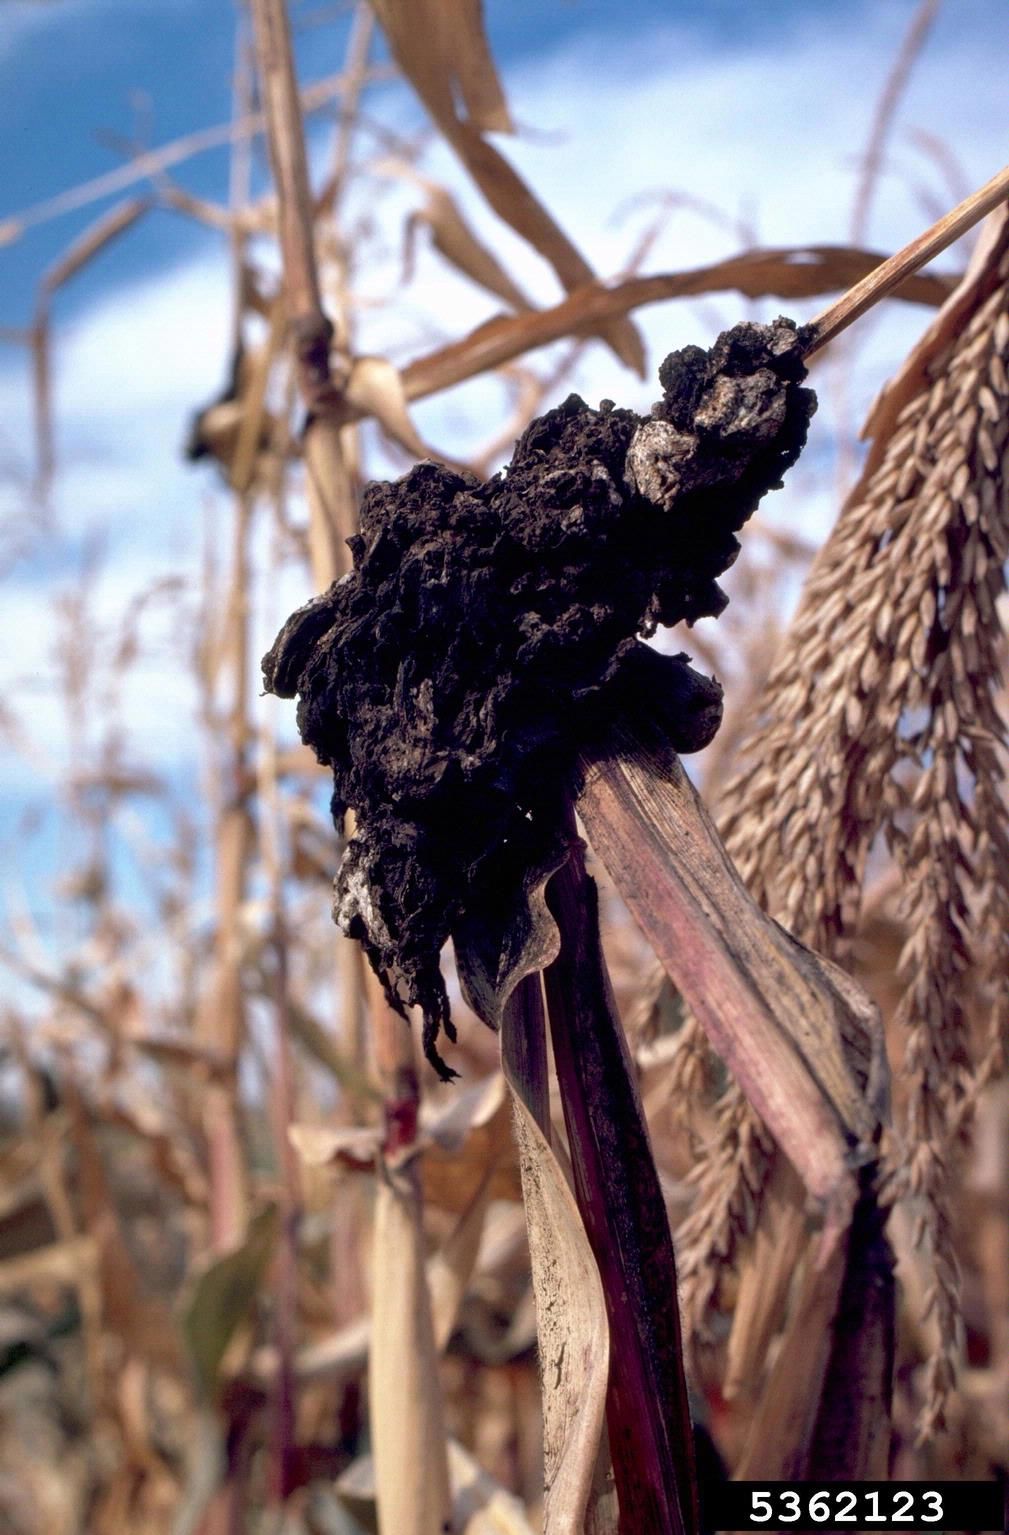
[264,317,816,1077]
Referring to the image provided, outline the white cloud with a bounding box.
[60,254,233,418]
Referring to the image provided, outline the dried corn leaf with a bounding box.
[247,1313,371,1391]
[421,1072,519,1212]
[0,1233,96,1294]
[335,1438,537,1534]
[443,127,646,374]
[289,1072,518,1205]
[737,1175,894,1479]
[385,154,533,309]
[99,1099,209,1208]
[507,1091,610,1535]
[157,183,234,232]
[40,197,150,297]
[288,1122,382,1169]
[368,0,645,374]
[368,0,511,136]
[734,1221,850,1480]
[469,970,612,1535]
[449,1437,538,1533]
[476,968,613,1535]
[400,245,955,406]
[427,1170,494,1352]
[423,1070,508,1148]
[723,1159,808,1401]
[69,1093,182,1370]
[577,717,896,1475]
[577,719,885,1208]
[446,0,513,133]
[409,181,533,311]
[343,353,433,462]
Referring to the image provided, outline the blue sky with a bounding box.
[2,0,1008,957]
[4,0,764,321]
[6,0,1005,329]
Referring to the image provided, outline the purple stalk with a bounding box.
[543,806,699,1535]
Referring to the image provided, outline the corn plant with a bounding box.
[2,2,1008,1533]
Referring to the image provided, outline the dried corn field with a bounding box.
[1,2,1008,1532]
